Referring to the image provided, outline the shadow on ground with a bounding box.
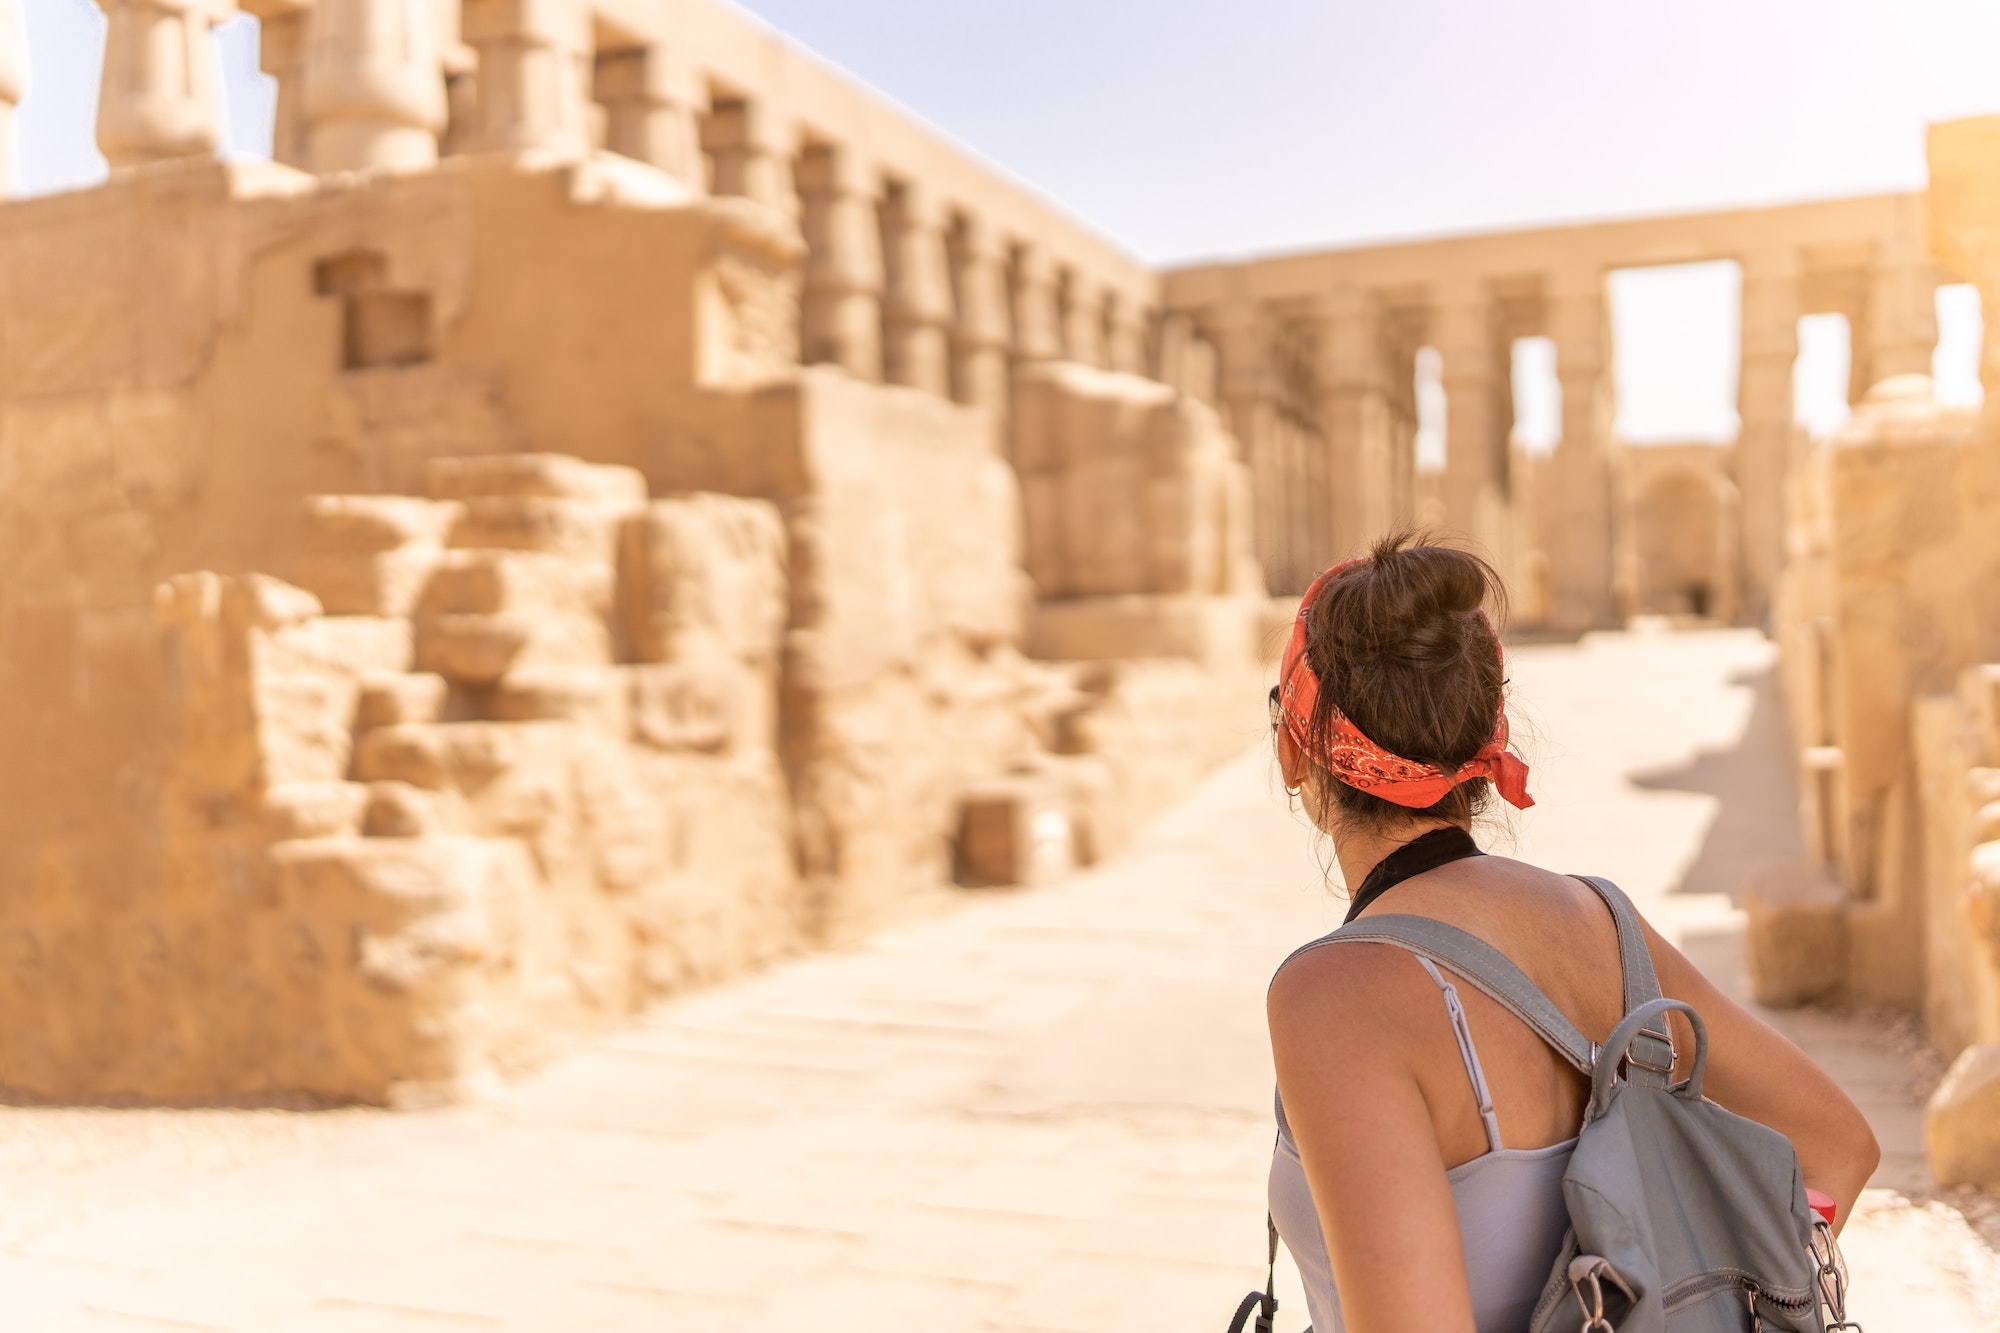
[1626,662,1804,900]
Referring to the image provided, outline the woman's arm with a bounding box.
[1268,944,1478,1333]
[1642,917,1881,1231]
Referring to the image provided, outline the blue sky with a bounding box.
[11,0,1995,436]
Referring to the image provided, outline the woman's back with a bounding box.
[1343,855,1626,1168]
[1268,855,1626,1331]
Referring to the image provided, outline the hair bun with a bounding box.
[1295,531,1508,829]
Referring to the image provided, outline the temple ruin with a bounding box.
[4,0,2000,1179]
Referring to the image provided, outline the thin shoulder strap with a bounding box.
[1572,875,1676,1085]
[1412,956,1506,1154]
[1283,915,1597,1076]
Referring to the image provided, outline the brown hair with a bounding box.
[1296,531,1508,831]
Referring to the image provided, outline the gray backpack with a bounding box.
[1238,875,1843,1333]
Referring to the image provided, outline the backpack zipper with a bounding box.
[1662,1272,1815,1323]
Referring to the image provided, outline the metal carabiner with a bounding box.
[1567,1258,1619,1333]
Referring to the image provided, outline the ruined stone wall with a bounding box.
[1755,117,2000,1182]
[0,150,1270,1102]
[1770,379,1994,1012]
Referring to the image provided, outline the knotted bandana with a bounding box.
[1276,560,1534,810]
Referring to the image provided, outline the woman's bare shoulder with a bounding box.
[1267,937,1435,1047]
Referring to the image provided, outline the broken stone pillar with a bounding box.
[1736,247,1800,626]
[796,142,882,378]
[304,0,447,173]
[1315,283,1384,564]
[881,178,953,395]
[595,45,706,191]
[948,212,1012,412]
[0,0,24,196]
[1062,272,1108,369]
[1928,1043,2000,1187]
[954,777,1075,888]
[1741,862,1849,1006]
[460,0,592,158]
[1545,267,1615,629]
[1009,242,1064,364]
[700,97,794,215]
[1436,278,1507,560]
[95,0,229,168]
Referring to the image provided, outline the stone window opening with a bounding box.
[1413,345,1446,474]
[1607,259,1743,446]
[313,251,434,371]
[1510,336,1560,455]
[1794,313,1853,437]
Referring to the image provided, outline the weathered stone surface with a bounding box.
[420,549,612,618]
[954,777,1075,887]
[356,671,450,729]
[1927,1043,2000,1187]
[619,494,787,665]
[1741,862,1850,1007]
[428,453,648,506]
[449,497,631,564]
[491,666,629,733]
[0,65,1260,1104]
[414,612,612,684]
[296,496,459,616]
[629,659,755,753]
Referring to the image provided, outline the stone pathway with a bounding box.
[2,627,1996,1330]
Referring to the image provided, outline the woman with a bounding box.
[1265,534,1879,1333]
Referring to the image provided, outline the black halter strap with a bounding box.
[1342,824,1483,924]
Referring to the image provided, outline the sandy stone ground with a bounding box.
[2,626,1996,1331]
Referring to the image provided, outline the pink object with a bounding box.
[1806,1188,1838,1225]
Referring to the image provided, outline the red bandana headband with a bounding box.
[1277,560,1534,810]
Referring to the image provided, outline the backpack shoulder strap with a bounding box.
[1571,875,1676,1085]
[1280,914,1597,1076]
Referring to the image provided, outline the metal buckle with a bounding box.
[1625,1031,1677,1076]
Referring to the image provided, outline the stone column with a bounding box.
[305,0,447,173]
[1008,243,1063,364]
[1545,268,1616,629]
[700,98,794,215]
[1104,290,1148,376]
[0,0,25,197]
[948,212,1011,411]
[1863,252,1939,392]
[795,142,881,379]
[1207,296,1290,584]
[240,0,310,168]
[1737,247,1801,625]
[880,178,953,395]
[460,0,592,158]
[1435,278,1508,556]
[595,46,706,191]
[1315,283,1385,564]
[95,0,230,168]
[1061,273,1107,369]
[1208,296,1265,452]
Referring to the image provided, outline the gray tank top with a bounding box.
[1268,955,1577,1333]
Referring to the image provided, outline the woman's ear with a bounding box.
[1277,723,1307,790]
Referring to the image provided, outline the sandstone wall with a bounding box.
[1770,379,1993,1009]
[0,153,1267,1102]
[1756,116,2000,1183]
